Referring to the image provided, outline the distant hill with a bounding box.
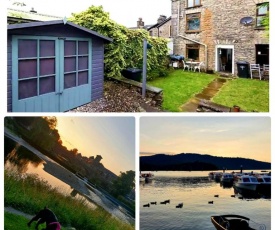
[140,153,271,171]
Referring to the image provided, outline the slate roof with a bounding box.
[147,16,171,30]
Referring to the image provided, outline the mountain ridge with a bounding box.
[140,153,271,171]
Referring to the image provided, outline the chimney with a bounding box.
[137,17,144,28]
[30,7,37,13]
[157,15,167,24]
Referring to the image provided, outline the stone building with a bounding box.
[147,15,172,38]
[171,0,269,75]
[130,15,172,39]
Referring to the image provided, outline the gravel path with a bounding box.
[68,80,162,112]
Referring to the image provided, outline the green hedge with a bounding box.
[70,5,169,79]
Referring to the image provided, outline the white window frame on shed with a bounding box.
[215,44,235,75]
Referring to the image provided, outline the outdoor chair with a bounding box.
[250,64,261,80]
[183,61,191,71]
[194,62,205,72]
[262,64,269,80]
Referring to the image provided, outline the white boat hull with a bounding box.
[234,183,258,191]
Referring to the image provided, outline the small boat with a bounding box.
[208,172,214,180]
[221,173,234,184]
[139,175,145,182]
[234,175,260,191]
[214,172,222,182]
[140,172,154,182]
[255,174,271,195]
[211,214,266,230]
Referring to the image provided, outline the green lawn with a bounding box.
[148,70,269,112]
[147,70,216,111]
[212,78,269,112]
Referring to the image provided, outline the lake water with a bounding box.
[140,171,271,230]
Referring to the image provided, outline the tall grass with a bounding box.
[4,170,134,230]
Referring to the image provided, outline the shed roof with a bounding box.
[8,20,113,43]
[8,7,62,21]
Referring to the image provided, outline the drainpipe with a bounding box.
[176,0,208,70]
[177,0,180,35]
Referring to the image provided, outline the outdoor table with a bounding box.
[185,61,200,70]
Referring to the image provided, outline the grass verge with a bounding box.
[4,170,134,230]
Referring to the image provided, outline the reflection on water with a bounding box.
[140,171,271,230]
[4,137,96,210]
[5,136,44,173]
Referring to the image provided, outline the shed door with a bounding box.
[12,36,92,112]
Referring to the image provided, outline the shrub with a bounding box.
[70,5,168,79]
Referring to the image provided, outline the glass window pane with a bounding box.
[19,79,37,99]
[64,41,76,56]
[258,5,267,15]
[40,40,55,57]
[40,76,55,95]
[78,71,88,85]
[64,57,76,72]
[257,17,263,26]
[195,0,200,5]
[78,41,89,55]
[40,58,55,76]
[18,39,37,58]
[188,18,200,30]
[188,0,193,7]
[78,56,88,70]
[187,48,199,60]
[18,59,37,79]
[64,73,76,89]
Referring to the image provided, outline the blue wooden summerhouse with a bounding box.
[8,20,112,112]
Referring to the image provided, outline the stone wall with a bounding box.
[171,0,269,74]
[148,19,172,38]
[110,77,163,108]
[149,27,159,37]
[158,20,172,38]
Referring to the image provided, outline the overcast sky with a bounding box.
[56,116,135,175]
[7,0,171,27]
[140,116,271,163]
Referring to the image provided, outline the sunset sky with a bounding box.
[56,116,135,175]
[140,116,271,163]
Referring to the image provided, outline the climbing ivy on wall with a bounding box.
[70,5,169,79]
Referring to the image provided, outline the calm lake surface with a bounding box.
[140,171,271,230]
